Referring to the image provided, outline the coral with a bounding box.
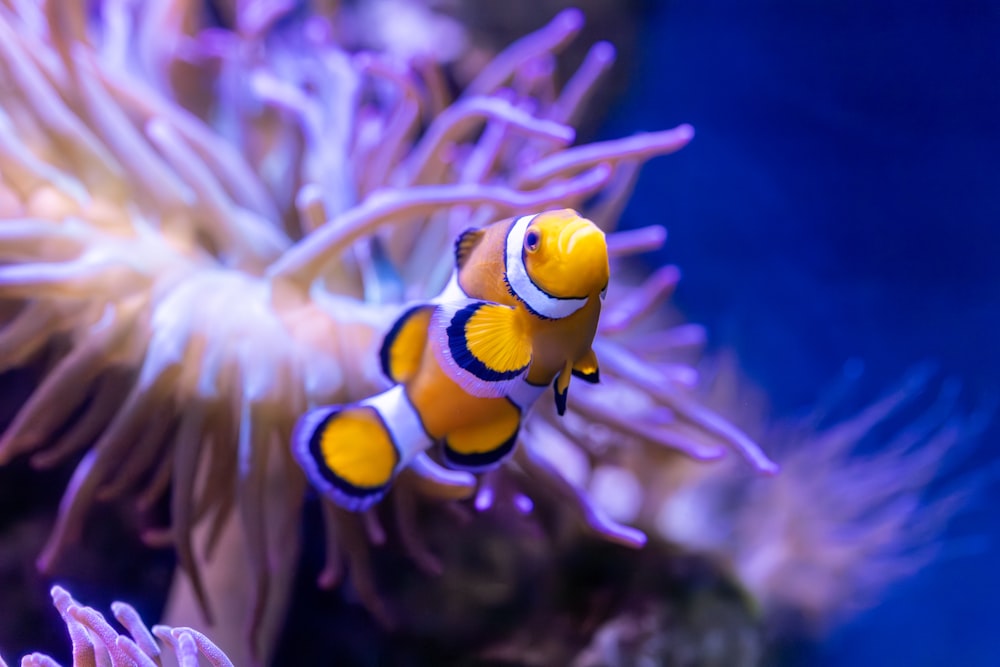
[1,585,233,667]
[0,1,776,662]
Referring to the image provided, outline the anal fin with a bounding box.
[442,400,521,472]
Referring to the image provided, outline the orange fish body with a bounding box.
[292,209,608,510]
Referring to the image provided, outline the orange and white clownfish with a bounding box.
[292,209,609,511]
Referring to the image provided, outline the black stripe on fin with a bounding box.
[554,382,569,416]
[291,406,393,512]
[571,348,600,384]
[442,429,519,473]
[554,359,573,416]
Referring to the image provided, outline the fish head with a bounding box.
[521,209,609,300]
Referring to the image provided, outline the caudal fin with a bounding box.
[292,404,401,512]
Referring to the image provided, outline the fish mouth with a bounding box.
[557,218,609,295]
[559,217,604,255]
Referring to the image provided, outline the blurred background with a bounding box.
[603,0,1000,664]
[0,0,997,664]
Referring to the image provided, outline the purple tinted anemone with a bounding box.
[0,2,774,662]
[649,356,988,630]
[0,585,233,667]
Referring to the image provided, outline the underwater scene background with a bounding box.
[0,0,996,665]
[611,0,1000,665]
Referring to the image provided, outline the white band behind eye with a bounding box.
[505,215,588,320]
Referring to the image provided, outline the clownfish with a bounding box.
[292,209,609,511]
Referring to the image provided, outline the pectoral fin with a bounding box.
[554,358,573,416]
[433,300,532,398]
[380,304,433,383]
[571,348,600,384]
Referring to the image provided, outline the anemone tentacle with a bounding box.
[0,585,234,667]
[0,2,781,661]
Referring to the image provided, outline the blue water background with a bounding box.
[604,1,1000,664]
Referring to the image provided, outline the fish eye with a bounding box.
[524,230,540,252]
[600,284,608,301]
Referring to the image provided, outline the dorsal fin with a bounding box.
[379,305,433,383]
[454,228,485,270]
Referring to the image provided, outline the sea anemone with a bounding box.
[0,2,776,662]
[1,585,233,667]
[644,355,988,633]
